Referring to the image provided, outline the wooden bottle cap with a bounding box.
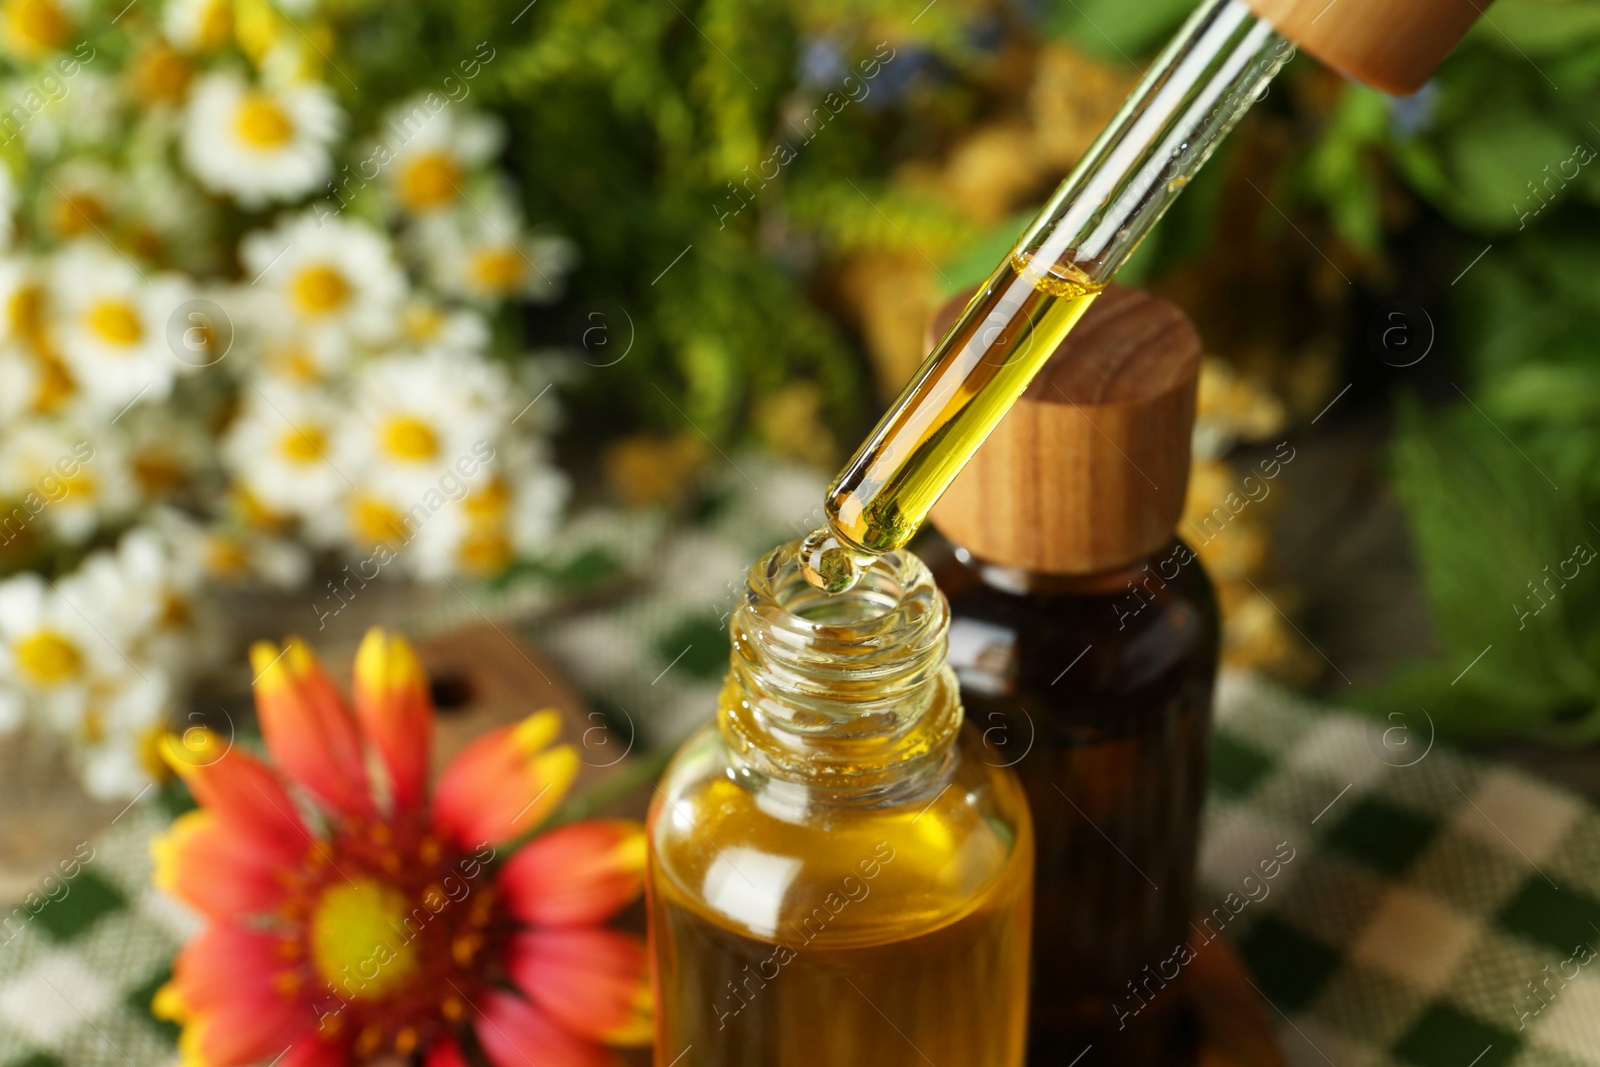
[1245,0,1490,96]
[927,284,1200,576]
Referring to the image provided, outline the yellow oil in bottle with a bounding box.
[647,544,1034,1066]
[648,726,1033,1067]
[802,251,1104,593]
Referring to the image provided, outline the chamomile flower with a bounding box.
[0,570,115,730]
[78,681,169,799]
[49,243,191,413]
[0,256,41,348]
[339,349,510,498]
[398,297,490,353]
[0,348,34,418]
[253,326,346,383]
[0,423,133,544]
[162,0,231,52]
[407,446,569,580]
[17,71,118,160]
[379,97,504,215]
[240,212,404,345]
[0,0,79,61]
[416,198,577,304]
[223,380,348,521]
[41,159,119,241]
[317,481,416,556]
[74,527,206,682]
[129,41,196,106]
[182,71,341,207]
[154,508,310,589]
[118,406,210,504]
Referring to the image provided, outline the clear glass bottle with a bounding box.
[647,542,1034,1067]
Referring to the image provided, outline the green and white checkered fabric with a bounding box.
[1203,673,1600,1067]
[2,461,1598,1066]
[0,796,194,1067]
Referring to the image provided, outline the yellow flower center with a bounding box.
[310,880,419,1001]
[205,538,252,577]
[350,495,409,547]
[7,283,41,339]
[31,350,76,413]
[464,479,508,520]
[379,416,439,462]
[278,426,328,463]
[2,0,68,58]
[400,304,445,342]
[57,470,93,499]
[195,0,231,50]
[235,92,294,149]
[458,528,512,576]
[290,265,351,316]
[397,153,462,212]
[85,301,143,347]
[51,192,110,238]
[132,451,185,496]
[15,630,82,685]
[468,247,525,293]
[132,45,195,103]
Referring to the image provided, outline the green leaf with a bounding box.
[1464,0,1600,59]
[1041,0,1200,59]
[938,209,1037,297]
[1362,398,1600,742]
[1485,364,1600,423]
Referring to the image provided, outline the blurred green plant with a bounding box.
[1359,3,1600,739]
[328,0,998,446]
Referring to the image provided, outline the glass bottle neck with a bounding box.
[720,543,961,802]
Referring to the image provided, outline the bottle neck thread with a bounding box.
[721,542,961,799]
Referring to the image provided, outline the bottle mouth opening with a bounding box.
[723,540,960,794]
[748,542,936,651]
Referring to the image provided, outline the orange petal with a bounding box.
[151,810,291,919]
[423,1037,469,1067]
[497,820,645,927]
[505,928,652,1047]
[276,1036,348,1067]
[160,924,312,1066]
[473,990,616,1067]
[159,729,310,865]
[252,637,375,819]
[432,710,577,848]
[352,627,433,814]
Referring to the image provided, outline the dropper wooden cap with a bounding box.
[927,285,1200,576]
[1245,0,1490,96]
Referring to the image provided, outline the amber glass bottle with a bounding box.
[647,542,1034,1067]
[926,285,1220,1066]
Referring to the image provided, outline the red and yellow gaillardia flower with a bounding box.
[151,628,650,1067]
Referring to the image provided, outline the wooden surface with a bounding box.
[403,623,640,793]
[1244,0,1489,95]
[1192,932,1287,1067]
[928,284,1201,575]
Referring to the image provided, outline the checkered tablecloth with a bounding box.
[2,457,1598,1066]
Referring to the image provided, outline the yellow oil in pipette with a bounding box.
[798,0,1299,594]
[800,250,1104,592]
